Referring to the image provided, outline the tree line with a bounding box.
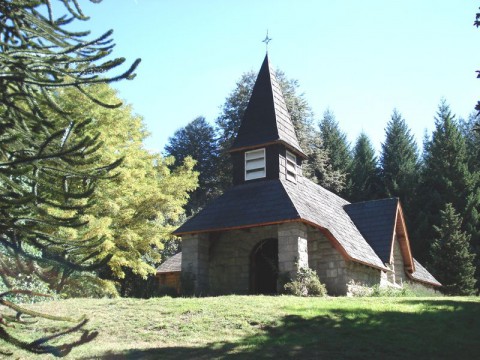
[165,72,479,296]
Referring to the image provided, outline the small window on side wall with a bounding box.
[245,148,266,181]
[286,150,297,183]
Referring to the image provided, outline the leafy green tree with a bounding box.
[429,203,477,295]
[414,101,480,265]
[347,133,381,202]
[165,116,219,215]
[380,109,419,219]
[318,109,351,195]
[0,0,139,354]
[56,85,197,291]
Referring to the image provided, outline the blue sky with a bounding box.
[72,1,478,154]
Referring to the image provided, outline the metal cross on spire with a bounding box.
[262,30,272,52]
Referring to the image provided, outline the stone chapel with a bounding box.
[159,55,440,296]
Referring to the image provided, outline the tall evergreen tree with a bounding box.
[459,112,480,172]
[165,116,219,215]
[429,203,477,295]
[0,0,139,354]
[318,109,351,195]
[380,109,419,220]
[347,133,381,202]
[414,101,480,265]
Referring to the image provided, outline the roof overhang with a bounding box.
[228,139,308,159]
[174,218,388,271]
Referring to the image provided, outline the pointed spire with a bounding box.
[230,55,306,158]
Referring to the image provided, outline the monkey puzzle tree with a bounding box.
[0,0,139,355]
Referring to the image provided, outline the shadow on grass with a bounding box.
[88,299,480,360]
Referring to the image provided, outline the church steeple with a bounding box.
[230,55,306,158]
[229,55,306,186]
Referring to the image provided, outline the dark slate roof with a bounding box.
[230,55,305,157]
[344,198,399,263]
[156,252,182,274]
[173,179,300,235]
[174,177,386,270]
[283,177,386,269]
[410,258,442,286]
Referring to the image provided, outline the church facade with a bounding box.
[170,55,440,296]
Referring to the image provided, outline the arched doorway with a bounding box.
[250,238,278,294]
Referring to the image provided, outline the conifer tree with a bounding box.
[429,204,477,295]
[414,101,480,265]
[0,0,139,353]
[318,109,351,195]
[165,116,218,215]
[380,109,419,220]
[347,133,381,202]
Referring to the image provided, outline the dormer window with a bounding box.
[286,150,297,183]
[245,148,266,181]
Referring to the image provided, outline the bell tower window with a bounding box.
[245,148,266,181]
[286,150,297,182]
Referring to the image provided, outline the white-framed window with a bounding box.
[286,150,297,182]
[245,148,266,181]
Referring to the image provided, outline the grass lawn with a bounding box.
[2,295,480,359]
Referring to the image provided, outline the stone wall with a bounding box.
[181,233,210,295]
[308,227,348,295]
[389,236,407,286]
[307,226,383,295]
[208,225,277,295]
[278,222,308,278]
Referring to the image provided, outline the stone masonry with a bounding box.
[208,226,277,295]
[180,233,209,295]
[278,222,308,280]
[307,225,382,295]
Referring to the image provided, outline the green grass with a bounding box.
[2,296,480,359]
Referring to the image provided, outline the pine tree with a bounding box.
[347,133,381,202]
[318,109,351,195]
[165,116,219,215]
[414,101,479,263]
[0,1,139,353]
[429,204,476,295]
[380,109,419,220]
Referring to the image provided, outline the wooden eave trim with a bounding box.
[394,203,415,273]
[229,140,308,159]
[173,218,301,236]
[175,218,387,271]
[156,270,181,275]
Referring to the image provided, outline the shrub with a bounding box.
[284,267,327,297]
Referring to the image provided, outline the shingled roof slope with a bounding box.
[410,258,441,286]
[174,177,386,270]
[173,180,300,235]
[157,252,182,273]
[230,54,305,157]
[283,177,386,270]
[344,198,399,263]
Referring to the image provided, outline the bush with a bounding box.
[347,281,442,297]
[284,267,327,297]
